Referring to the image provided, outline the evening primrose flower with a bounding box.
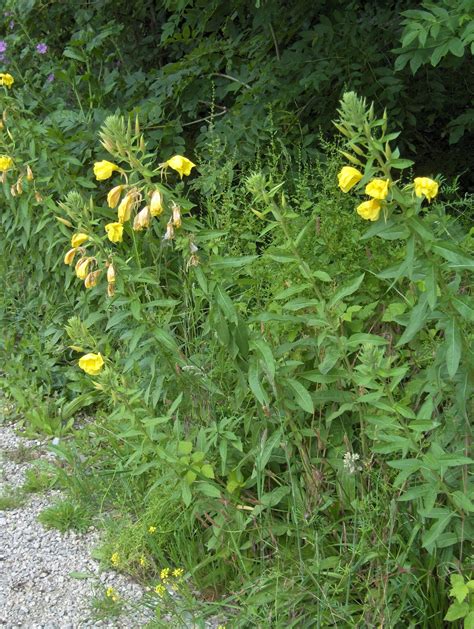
[356,199,381,221]
[164,155,196,178]
[71,232,88,248]
[414,177,438,201]
[0,155,13,171]
[0,73,14,88]
[150,189,163,216]
[64,248,77,265]
[94,160,119,181]
[133,206,151,231]
[75,257,91,280]
[78,353,104,376]
[365,178,389,200]
[117,192,134,222]
[84,270,101,289]
[107,185,124,209]
[105,222,124,243]
[337,166,363,192]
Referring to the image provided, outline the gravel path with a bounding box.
[0,423,156,628]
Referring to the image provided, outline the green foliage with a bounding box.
[38,499,93,533]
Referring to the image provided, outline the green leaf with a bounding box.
[286,378,314,413]
[432,243,474,270]
[444,601,469,621]
[465,611,474,629]
[313,270,332,282]
[248,360,269,406]
[450,574,469,603]
[329,274,365,308]
[251,339,276,379]
[396,299,429,346]
[210,255,258,269]
[422,513,453,549]
[178,441,193,455]
[260,486,290,508]
[201,464,215,479]
[198,482,221,498]
[448,37,465,57]
[451,491,474,513]
[451,296,474,322]
[445,317,462,378]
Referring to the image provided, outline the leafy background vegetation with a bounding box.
[0,0,472,627]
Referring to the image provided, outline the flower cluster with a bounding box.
[337,165,438,221]
[105,586,119,602]
[154,566,185,597]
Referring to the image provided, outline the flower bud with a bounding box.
[107,185,124,209]
[150,190,163,217]
[133,206,151,231]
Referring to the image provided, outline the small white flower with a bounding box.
[51,437,60,446]
[343,452,362,474]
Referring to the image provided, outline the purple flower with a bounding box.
[36,42,48,54]
[0,41,7,53]
[47,73,55,83]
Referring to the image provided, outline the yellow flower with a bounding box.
[106,586,119,602]
[75,257,91,280]
[139,556,147,567]
[0,155,13,172]
[165,155,196,178]
[105,222,124,243]
[79,353,104,376]
[356,199,382,221]
[337,166,363,193]
[117,193,134,223]
[365,178,389,200]
[84,270,101,289]
[150,189,163,216]
[414,177,438,201]
[160,567,170,583]
[93,160,119,181]
[133,206,151,231]
[64,248,77,265]
[71,233,89,248]
[110,552,120,566]
[0,73,14,89]
[154,584,166,597]
[148,526,157,533]
[172,568,184,578]
[26,165,34,181]
[107,185,124,209]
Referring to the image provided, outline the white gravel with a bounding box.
[0,423,156,628]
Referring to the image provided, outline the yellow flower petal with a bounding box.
[337,166,363,193]
[94,160,119,181]
[414,177,438,201]
[71,232,89,248]
[165,155,196,178]
[356,199,381,221]
[105,222,124,243]
[78,353,104,375]
[365,178,389,200]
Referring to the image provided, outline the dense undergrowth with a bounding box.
[0,1,473,627]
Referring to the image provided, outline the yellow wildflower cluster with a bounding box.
[337,166,438,222]
[106,586,119,602]
[154,566,185,597]
[110,552,120,567]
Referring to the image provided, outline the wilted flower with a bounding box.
[64,248,77,265]
[78,352,104,375]
[414,177,438,201]
[107,184,124,209]
[150,189,163,216]
[133,206,151,231]
[338,166,363,192]
[105,222,124,243]
[189,242,198,254]
[356,199,381,221]
[163,219,174,241]
[365,178,389,200]
[0,73,14,88]
[164,155,196,178]
[71,232,88,248]
[26,165,34,181]
[84,270,101,289]
[36,43,48,54]
[117,192,134,223]
[94,160,119,181]
[172,203,182,228]
[107,263,116,283]
[107,282,115,298]
[0,155,13,171]
[75,257,91,280]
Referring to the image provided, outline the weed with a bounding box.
[38,499,92,533]
[0,486,26,510]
